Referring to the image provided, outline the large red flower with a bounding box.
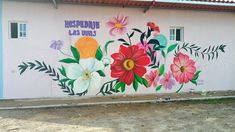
[111,45,150,85]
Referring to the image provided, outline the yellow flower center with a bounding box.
[180,66,185,73]
[115,23,123,28]
[123,59,135,71]
[82,70,92,80]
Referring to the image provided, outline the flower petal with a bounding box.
[67,64,83,80]
[73,77,89,93]
[134,66,147,77]
[120,70,134,85]
[111,53,125,61]
[132,49,145,60]
[91,60,104,72]
[185,66,196,74]
[111,68,125,78]
[89,72,102,91]
[106,21,115,28]
[80,58,95,71]
[135,56,150,66]
[122,16,129,26]
[173,57,181,67]
[117,27,127,35]
[170,64,180,73]
[120,45,132,58]
[109,27,116,36]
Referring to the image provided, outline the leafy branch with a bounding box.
[18,60,85,96]
[174,43,226,61]
[96,79,119,95]
[117,32,135,46]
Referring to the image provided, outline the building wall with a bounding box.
[2,0,235,99]
[0,0,3,98]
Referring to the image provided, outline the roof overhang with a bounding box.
[61,0,235,12]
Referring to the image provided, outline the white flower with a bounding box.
[66,58,104,93]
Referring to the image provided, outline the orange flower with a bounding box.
[75,37,99,59]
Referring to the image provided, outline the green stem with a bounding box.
[127,33,132,45]
[176,83,184,93]
[59,50,72,57]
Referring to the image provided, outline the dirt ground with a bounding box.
[0,99,234,132]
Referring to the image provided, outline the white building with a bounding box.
[0,0,235,99]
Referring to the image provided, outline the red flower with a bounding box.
[147,22,160,33]
[111,45,150,85]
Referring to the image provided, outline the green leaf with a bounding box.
[60,78,70,82]
[148,39,159,45]
[142,78,148,88]
[132,28,142,33]
[118,38,127,43]
[193,71,201,80]
[161,50,166,58]
[70,46,80,61]
[68,80,75,88]
[140,32,145,45]
[97,70,105,77]
[121,83,126,93]
[155,85,162,92]
[114,82,126,92]
[190,79,197,86]
[133,79,138,92]
[129,31,134,38]
[190,71,201,86]
[146,27,151,38]
[114,82,122,91]
[95,46,103,61]
[134,74,143,84]
[59,58,78,64]
[159,64,165,76]
[104,40,115,54]
[58,66,67,77]
[167,43,178,53]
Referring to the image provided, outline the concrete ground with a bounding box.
[0,91,234,109]
[0,98,234,132]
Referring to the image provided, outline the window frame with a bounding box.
[8,21,28,39]
[169,26,184,42]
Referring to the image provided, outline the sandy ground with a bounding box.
[0,99,234,132]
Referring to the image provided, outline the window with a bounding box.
[9,22,27,39]
[170,27,184,41]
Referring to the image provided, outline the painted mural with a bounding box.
[18,15,226,96]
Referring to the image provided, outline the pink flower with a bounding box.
[160,72,176,90]
[106,15,128,36]
[170,53,196,84]
[145,70,159,88]
[137,41,157,65]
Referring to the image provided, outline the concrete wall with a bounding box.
[2,0,235,99]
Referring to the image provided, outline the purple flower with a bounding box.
[50,40,63,50]
[160,72,176,90]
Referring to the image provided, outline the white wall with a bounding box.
[2,1,235,99]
